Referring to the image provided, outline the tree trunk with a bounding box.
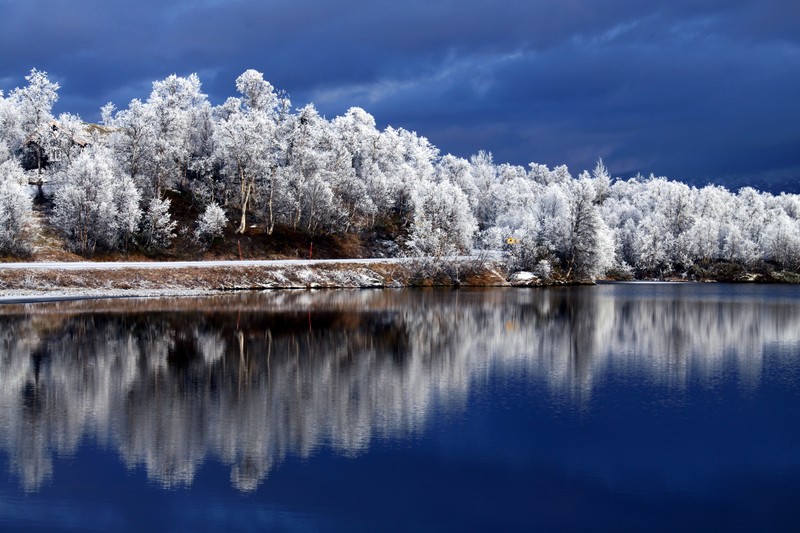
[237,182,253,234]
[267,168,275,235]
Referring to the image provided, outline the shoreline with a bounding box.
[1,259,798,304]
[0,259,507,303]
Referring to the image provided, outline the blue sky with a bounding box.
[1,0,798,191]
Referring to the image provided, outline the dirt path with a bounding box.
[28,206,82,262]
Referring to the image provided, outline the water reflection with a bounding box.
[1,286,798,492]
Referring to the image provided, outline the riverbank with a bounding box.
[2,258,799,303]
[0,259,511,301]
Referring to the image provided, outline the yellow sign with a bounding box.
[505,237,520,245]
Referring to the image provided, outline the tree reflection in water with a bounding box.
[1,286,798,492]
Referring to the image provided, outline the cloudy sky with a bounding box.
[1,0,798,191]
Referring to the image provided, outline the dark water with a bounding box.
[1,284,799,532]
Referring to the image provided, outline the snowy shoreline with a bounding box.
[0,258,514,303]
[2,258,797,305]
[0,288,222,304]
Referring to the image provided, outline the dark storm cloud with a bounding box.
[1,0,798,189]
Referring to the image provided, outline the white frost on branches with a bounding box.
[194,202,227,245]
[1,67,800,280]
[53,147,141,255]
[140,197,177,252]
[0,160,34,255]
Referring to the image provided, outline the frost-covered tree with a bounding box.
[45,113,87,170]
[763,213,800,271]
[562,178,612,279]
[0,91,23,162]
[194,202,227,246]
[501,177,612,280]
[213,70,286,234]
[331,107,384,227]
[407,180,476,257]
[116,74,211,198]
[140,197,177,252]
[371,126,440,231]
[9,69,60,173]
[53,147,140,254]
[104,99,150,189]
[437,154,478,211]
[470,151,498,229]
[0,160,34,255]
[280,104,345,234]
[532,183,570,253]
[114,174,142,252]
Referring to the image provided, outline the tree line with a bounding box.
[1,68,799,280]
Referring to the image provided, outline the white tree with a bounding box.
[104,98,151,189]
[590,158,612,204]
[213,70,286,234]
[437,154,478,210]
[114,174,142,252]
[235,69,286,113]
[9,68,60,174]
[194,202,227,246]
[720,223,759,266]
[561,178,610,279]
[331,107,384,227]
[53,147,138,254]
[281,105,345,234]
[140,197,177,252]
[0,90,24,162]
[45,112,87,170]
[139,74,210,197]
[763,213,800,271]
[733,187,769,249]
[407,180,477,257]
[470,151,498,229]
[0,159,34,255]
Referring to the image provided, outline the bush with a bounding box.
[194,202,227,247]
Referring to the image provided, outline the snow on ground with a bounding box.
[0,288,221,304]
[0,258,413,270]
[0,257,506,303]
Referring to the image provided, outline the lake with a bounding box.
[1,284,799,531]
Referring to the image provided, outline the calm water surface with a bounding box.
[1,284,799,531]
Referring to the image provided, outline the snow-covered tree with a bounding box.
[331,107,384,227]
[113,174,142,252]
[437,155,478,208]
[213,70,287,234]
[562,178,612,279]
[0,91,23,162]
[194,202,227,246]
[104,73,215,200]
[280,104,345,234]
[45,113,86,169]
[407,180,476,257]
[53,147,139,254]
[104,98,151,188]
[590,158,612,204]
[470,151,498,229]
[763,213,800,271]
[9,69,60,173]
[140,197,177,252]
[0,159,34,255]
